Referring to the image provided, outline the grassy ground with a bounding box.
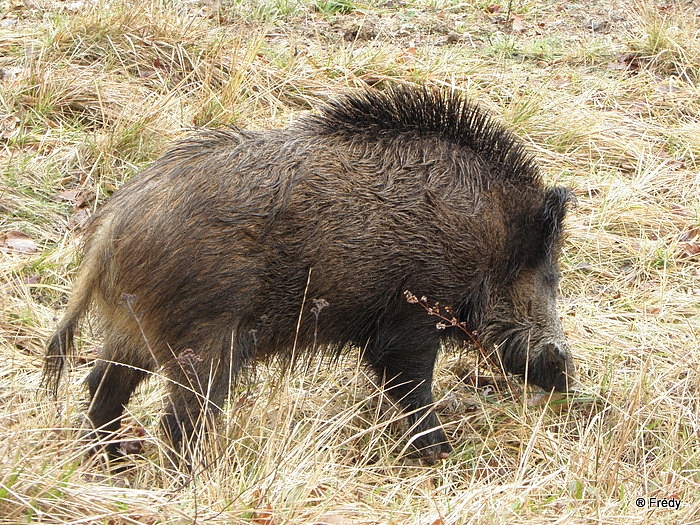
[1,0,699,523]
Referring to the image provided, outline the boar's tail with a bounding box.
[43,226,105,396]
[43,317,77,396]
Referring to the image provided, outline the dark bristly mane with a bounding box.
[302,85,541,185]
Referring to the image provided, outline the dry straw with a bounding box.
[1,0,698,523]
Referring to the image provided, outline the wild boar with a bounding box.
[44,85,575,464]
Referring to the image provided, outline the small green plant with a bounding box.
[315,0,355,15]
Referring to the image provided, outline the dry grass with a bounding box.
[1,0,699,523]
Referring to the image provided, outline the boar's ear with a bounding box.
[543,187,575,253]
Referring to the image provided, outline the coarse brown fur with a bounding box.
[44,85,575,464]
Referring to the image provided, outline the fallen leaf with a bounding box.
[550,75,571,88]
[251,509,275,525]
[153,58,170,71]
[511,13,525,32]
[55,188,86,206]
[398,46,417,63]
[680,224,699,241]
[138,68,157,78]
[3,231,38,254]
[608,54,641,71]
[682,242,700,258]
[67,208,90,230]
[55,188,79,201]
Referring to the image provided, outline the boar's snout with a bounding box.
[482,302,576,393]
[529,342,576,393]
[485,313,577,393]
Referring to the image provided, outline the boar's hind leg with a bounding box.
[160,346,232,458]
[85,334,152,456]
[365,329,451,463]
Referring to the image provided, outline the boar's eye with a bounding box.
[527,298,533,316]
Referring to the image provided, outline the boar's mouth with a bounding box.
[481,323,575,392]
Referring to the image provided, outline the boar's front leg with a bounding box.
[365,323,451,463]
